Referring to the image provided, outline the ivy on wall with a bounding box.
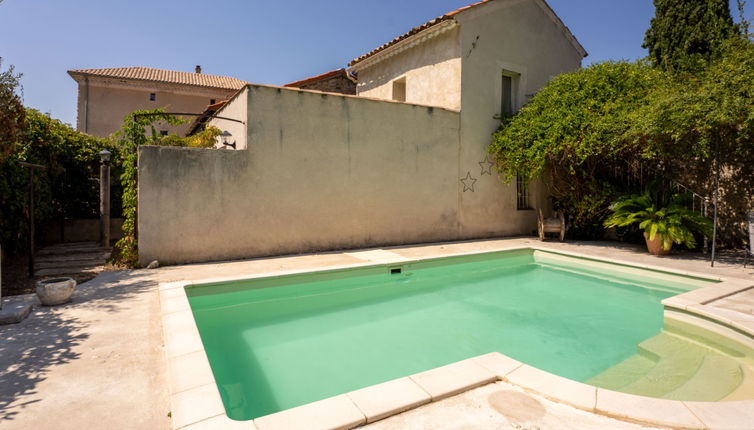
[113,109,221,267]
[488,39,754,244]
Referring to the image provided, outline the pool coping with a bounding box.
[158,244,754,430]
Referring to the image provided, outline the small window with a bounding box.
[210,99,216,105]
[516,174,530,210]
[159,130,168,136]
[392,77,406,102]
[149,93,156,101]
[501,75,513,118]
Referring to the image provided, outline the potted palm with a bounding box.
[604,186,712,256]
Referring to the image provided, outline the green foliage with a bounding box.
[626,38,754,243]
[160,126,222,148]
[489,37,754,244]
[113,109,186,267]
[113,111,223,267]
[0,58,25,157]
[0,109,117,253]
[643,0,738,71]
[489,62,662,234]
[604,186,713,250]
[642,0,739,70]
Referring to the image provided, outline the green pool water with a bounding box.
[187,249,718,420]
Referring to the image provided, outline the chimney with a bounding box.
[195,65,202,74]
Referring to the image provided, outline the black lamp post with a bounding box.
[99,149,111,248]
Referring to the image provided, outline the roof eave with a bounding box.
[66,70,244,91]
[348,19,458,71]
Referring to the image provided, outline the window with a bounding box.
[392,77,406,102]
[149,93,156,101]
[160,130,168,136]
[516,174,530,210]
[210,99,216,105]
[501,75,513,118]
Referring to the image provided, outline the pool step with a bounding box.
[617,333,706,398]
[662,354,742,401]
[588,331,753,401]
[723,363,754,401]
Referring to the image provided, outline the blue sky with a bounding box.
[0,0,749,127]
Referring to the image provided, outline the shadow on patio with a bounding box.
[0,269,156,423]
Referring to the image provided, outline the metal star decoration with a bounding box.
[479,155,494,176]
[460,171,477,192]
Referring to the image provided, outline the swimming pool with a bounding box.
[185,248,731,421]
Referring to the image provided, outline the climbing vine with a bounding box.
[113,109,221,266]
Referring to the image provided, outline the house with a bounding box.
[67,66,247,137]
[137,0,587,265]
[283,69,357,95]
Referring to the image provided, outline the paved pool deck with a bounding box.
[1,237,752,430]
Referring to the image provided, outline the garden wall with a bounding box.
[138,85,465,265]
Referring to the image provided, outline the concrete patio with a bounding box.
[1,237,752,430]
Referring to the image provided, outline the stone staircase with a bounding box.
[34,242,112,282]
[587,329,754,401]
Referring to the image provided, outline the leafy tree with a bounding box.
[643,0,737,71]
[0,109,117,254]
[0,58,25,157]
[626,38,754,244]
[489,61,663,236]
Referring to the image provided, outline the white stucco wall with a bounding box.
[207,88,248,149]
[454,0,584,237]
[138,85,462,265]
[355,26,462,111]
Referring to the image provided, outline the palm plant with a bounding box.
[604,184,713,254]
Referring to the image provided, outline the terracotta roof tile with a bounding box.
[67,67,248,90]
[348,0,586,67]
[284,69,353,88]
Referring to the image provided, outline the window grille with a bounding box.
[516,174,530,210]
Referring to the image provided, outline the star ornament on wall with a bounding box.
[460,171,477,192]
[479,155,494,176]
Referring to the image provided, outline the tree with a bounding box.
[488,61,662,237]
[0,58,25,157]
[643,0,738,71]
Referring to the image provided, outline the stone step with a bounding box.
[34,265,105,278]
[617,333,707,397]
[585,353,656,391]
[662,354,743,401]
[36,245,110,256]
[723,363,754,401]
[36,250,110,261]
[35,256,109,270]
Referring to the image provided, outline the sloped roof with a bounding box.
[284,69,354,88]
[348,0,587,67]
[67,67,248,90]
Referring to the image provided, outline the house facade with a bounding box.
[68,66,246,137]
[137,0,587,265]
[349,0,586,239]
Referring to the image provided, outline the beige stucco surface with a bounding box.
[138,0,584,265]
[139,85,462,266]
[454,0,584,237]
[356,26,462,111]
[351,0,584,241]
[207,88,248,150]
[74,78,236,137]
